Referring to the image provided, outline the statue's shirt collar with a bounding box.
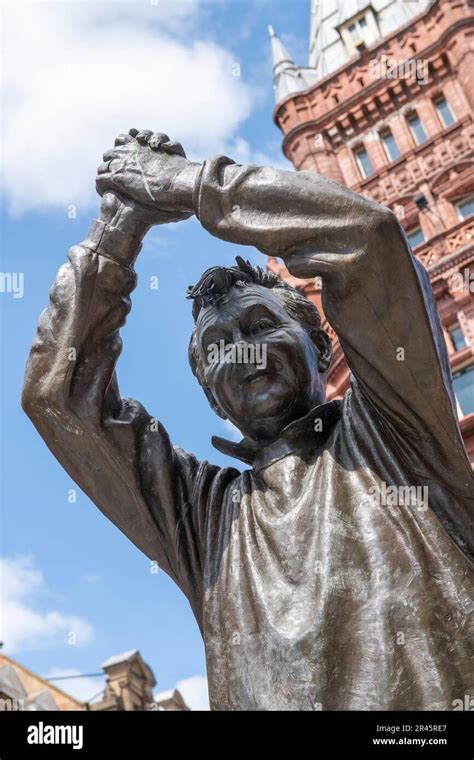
[211,400,342,469]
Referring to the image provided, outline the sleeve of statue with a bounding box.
[193,157,474,503]
[21,237,222,605]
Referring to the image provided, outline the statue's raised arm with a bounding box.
[21,133,239,627]
[96,129,473,558]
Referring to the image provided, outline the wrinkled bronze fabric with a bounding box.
[23,158,473,710]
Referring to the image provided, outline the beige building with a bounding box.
[0,650,189,711]
[0,653,83,711]
[152,688,190,711]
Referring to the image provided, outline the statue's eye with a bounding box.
[252,318,275,334]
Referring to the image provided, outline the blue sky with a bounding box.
[0,0,311,709]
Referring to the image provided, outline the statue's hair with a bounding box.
[186,256,331,419]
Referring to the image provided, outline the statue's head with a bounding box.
[187,257,332,444]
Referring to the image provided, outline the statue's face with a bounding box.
[196,284,326,443]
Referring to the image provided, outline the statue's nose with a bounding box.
[232,328,244,344]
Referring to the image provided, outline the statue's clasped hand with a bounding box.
[96,128,198,227]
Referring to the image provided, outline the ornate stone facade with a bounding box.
[0,650,189,711]
[0,653,84,711]
[268,0,474,461]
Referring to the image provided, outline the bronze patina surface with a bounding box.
[23,130,474,710]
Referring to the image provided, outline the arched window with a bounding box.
[448,324,468,353]
[456,195,474,221]
[433,96,455,128]
[407,112,427,145]
[354,145,373,178]
[380,129,401,161]
[453,364,474,416]
[406,226,425,249]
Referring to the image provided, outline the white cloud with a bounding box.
[221,418,241,441]
[176,674,210,710]
[1,0,252,215]
[80,573,102,583]
[45,667,104,704]
[229,136,292,171]
[0,555,94,653]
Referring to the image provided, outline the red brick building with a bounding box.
[268,0,474,461]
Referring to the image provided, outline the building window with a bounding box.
[434,96,455,128]
[341,10,378,55]
[453,364,474,416]
[380,129,401,161]
[354,146,373,178]
[449,324,468,353]
[407,112,427,145]
[406,226,425,249]
[347,15,369,50]
[456,195,474,221]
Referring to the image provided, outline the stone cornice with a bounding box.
[273,0,439,123]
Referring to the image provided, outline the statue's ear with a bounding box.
[313,328,332,373]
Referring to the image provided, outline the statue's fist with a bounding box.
[96,129,198,214]
[97,190,191,234]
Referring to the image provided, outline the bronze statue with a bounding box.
[22,129,473,710]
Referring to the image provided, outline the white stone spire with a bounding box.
[268,25,318,103]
